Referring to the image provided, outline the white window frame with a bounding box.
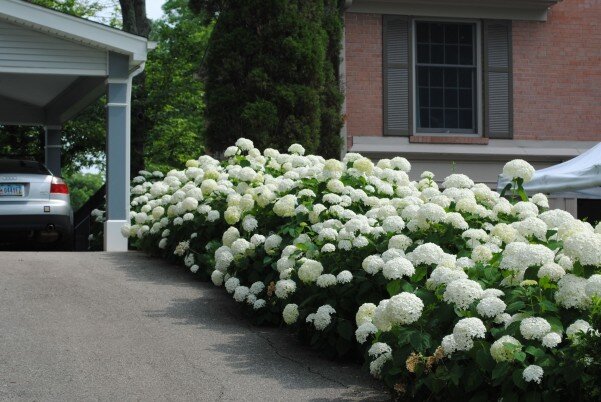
[411,17,483,137]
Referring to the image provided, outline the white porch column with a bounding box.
[44,125,61,176]
[104,52,132,252]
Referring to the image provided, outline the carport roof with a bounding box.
[0,0,153,126]
[0,0,153,65]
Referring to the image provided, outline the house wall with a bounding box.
[343,0,601,145]
[344,13,382,149]
[0,19,107,75]
[512,0,601,141]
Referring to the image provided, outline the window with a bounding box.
[415,21,478,133]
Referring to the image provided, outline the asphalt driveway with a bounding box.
[0,252,388,401]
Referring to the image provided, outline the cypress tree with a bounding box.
[195,0,344,158]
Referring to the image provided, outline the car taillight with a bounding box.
[50,177,69,194]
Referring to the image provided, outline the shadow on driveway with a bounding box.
[105,252,390,401]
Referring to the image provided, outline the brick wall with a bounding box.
[512,0,601,141]
[344,13,383,148]
[344,0,601,147]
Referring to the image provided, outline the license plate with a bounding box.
[0,184,24,196]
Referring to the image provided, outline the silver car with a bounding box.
[0,159,73,249]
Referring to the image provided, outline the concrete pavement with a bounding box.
[0,252,389,401]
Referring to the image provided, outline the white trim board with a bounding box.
[350,136,599,162]
[345,0,560,21]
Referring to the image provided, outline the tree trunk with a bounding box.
[119,0,151,175]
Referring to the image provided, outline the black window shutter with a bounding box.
[383,15,411,136]
[483,20,513,139]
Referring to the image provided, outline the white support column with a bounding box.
[44,125,62,176]
[104,52,132,252]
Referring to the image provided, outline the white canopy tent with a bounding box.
[497,143,601,199]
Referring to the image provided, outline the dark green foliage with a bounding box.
[575,297,601,401]
[63,172,104,211]
[199,0,343,158]
[144,0,210,171]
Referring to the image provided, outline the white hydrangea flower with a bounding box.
[224,277,240,294]
[503,159,535,183]
[563,232,601,266]
[368,344,393,378]
[541,332,562,348]
[441,334,457,356]
[288,143,305,155]
[445,212,469,230]
[556,274,590,309]
[242,215,258,232]
[272,194,297,217]
[316,274,337,288]
[362,255,385,275]
[211,270,224,286]
[382,257,415,280]
[274,279,297,299]
[233,286,250,302]
[249,281,265,295]
[495,313,512,326]
[522,365,544,384]
[385,292,424,325]
[388,234,412,251]
[298,259,324,283]
[253,299,266,310]
[235,138,254,151]
[283,304,299,324]
[585,274,601,298]
[531,193,549,208]
[356,303,377,326]
[520,317,551,340]
[453,317,486,351]
[308,305,336,330]
[337,270,353,284]
[477,297,506,318]
[355,322,377,344]
[427,266,468,289]
[566,319,592,338]
[537,262,566,281]
[264,234,283,254]
[443,279,483,309]
[408,243,454,267]
[471,245,493,263]
[490,335,521,362]
[442,174,474,189]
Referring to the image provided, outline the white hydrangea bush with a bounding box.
[123,138,599,400]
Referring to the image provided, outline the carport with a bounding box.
[0,0,152,251]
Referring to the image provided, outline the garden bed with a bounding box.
[118,138,600,400]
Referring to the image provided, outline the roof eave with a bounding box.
[0,0,150,65]
[345,0,562,21]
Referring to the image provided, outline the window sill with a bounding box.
[409,135,489,145]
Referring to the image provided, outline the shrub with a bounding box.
[201,0,343,157]
[124,139,600,400]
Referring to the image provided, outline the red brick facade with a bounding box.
[512,0,601,141]
[343,0,601,146]
[344,13,382,149]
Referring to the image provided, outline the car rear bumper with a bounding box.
[0,214,73,234]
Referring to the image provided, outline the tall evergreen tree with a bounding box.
[192,0,344,158]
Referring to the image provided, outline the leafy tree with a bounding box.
[143,0,210,171]
[63,172,104,210]
[26,0,106,19]
[193,0,344,158]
